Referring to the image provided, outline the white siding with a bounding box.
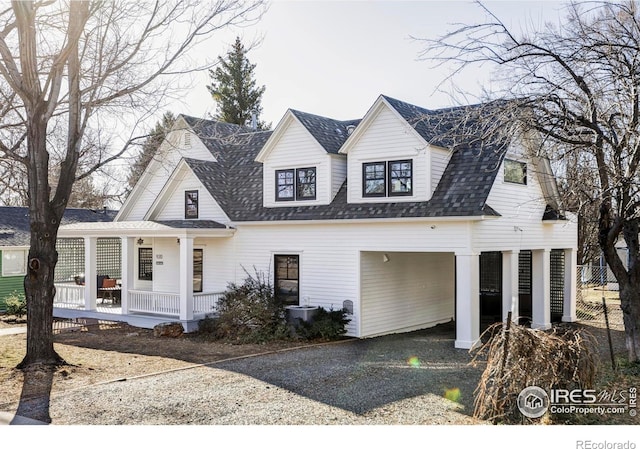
[431,147,452,194]
[152,171,230,224]
[262,119,331,207]
[118,124,216,222]
[152,238,180,293]
[360,252,455,337]
[330,154,347,200]
[474,154,577,251]
[230,220,470,337]
[345,105,431,203]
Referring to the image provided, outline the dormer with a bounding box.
[339,95,452,204]
[255,109,359,208]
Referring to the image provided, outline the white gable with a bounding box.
[146,161,230,225]
[116,116,217,222]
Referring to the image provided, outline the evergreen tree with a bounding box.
[207,37,269,129]
[128,111,176,189]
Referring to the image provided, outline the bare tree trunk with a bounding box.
[18,122,65,368]
[619,286,640,362]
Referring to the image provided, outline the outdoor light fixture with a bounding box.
[383,253,390,263]
[137,238,144,245]
[177,238,180,244]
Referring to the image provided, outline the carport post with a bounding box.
[454,251,480,349]
[532,248,551,329]
[502,251,519,322]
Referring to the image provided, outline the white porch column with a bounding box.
[502,250,519,322]
[563,248,578,322]
[532,248,551,329]
[120,237,135,315]
[179,236,194,321]
[455,252,480,349]
[83,236,97,311]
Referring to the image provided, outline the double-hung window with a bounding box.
[276,167,316,201]
[363,159,413,197]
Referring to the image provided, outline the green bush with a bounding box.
[5,291,26,318]
[208,268,290,343]
[294,307,350,341]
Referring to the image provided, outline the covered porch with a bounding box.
[54,221,234,331]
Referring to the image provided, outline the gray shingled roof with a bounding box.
[183,107,505,221]
[0,207,118,247]
[290,110,361,154]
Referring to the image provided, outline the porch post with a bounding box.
[120,237,135,315]
[179,236,194,320]
[84,236,97,311]
[532,248,551,329]
[562,247,577,322]
[502,250,519,322]
[455,252,480,349]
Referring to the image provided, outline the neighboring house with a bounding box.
[53,94,577,349]
[0,207,117,310]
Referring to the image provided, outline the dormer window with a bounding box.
[276,167,316,201]
[504,159,527,185]
[363,159,413,197]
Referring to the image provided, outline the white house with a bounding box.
[53,95,577,349]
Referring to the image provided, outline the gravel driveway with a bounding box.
[36,322,487,424]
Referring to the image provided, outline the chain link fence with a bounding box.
[577,265,624,331]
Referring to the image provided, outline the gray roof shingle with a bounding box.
[290,110,361,154]
[186,121,504,222]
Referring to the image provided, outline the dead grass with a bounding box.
[0,318,314,408]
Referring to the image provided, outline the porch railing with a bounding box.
[129,290,180,316]
[193,292,224,316]
[53,283,85,308]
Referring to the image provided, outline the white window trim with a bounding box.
[2,249,27,277]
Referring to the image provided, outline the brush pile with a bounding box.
[472,321,598,424]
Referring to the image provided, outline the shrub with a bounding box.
[5,291,27,319]
[210,268,290,343]
[294,307,350,341]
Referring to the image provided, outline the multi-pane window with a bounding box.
[185,190,199,219]
[193,249,203,293]
[276,167,316,201]
[389,160,412,196]
[2,249,26,276]
[276,169,295,201]
[296,167,316,200]
[504,159,527,185]
[138,248,153,281]
[363,162,386,197]
[363,159,413,197]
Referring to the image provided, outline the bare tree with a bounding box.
[419,1,640,361]
[0,0,265,368]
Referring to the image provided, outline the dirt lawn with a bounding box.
[0,317,319,409]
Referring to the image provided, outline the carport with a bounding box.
[359,251,455,338]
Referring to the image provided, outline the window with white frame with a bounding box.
[2,250,26,276]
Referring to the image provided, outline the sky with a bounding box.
[173,0,568,127]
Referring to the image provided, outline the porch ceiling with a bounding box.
[57,220,235,238]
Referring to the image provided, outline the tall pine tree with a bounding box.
[207,37,268,129]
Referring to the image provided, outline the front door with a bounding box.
[274,255,299,305]
[480,251,502,334]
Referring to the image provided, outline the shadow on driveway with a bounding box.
[214,321,485,415]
